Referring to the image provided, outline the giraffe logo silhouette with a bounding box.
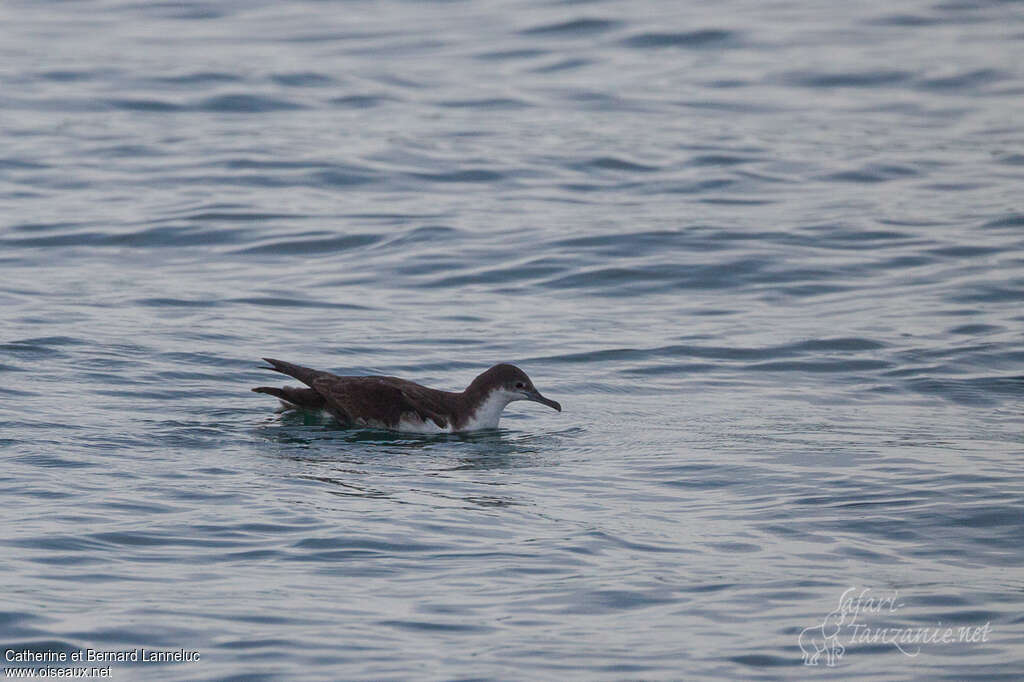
[798,607,846,666]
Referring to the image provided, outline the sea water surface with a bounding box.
[1,0,1023,679]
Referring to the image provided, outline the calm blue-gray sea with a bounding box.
[2,0,1023,679]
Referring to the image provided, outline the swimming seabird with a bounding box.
[253,358,561,433]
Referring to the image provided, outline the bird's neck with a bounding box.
[458,387,513,430]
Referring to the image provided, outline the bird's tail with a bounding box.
[251,386,326,409]
[259,357,329,388]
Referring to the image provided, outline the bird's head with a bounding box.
[472,363,561,412]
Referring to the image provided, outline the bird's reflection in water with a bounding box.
[255,411,580,509]
[258,409,568,461]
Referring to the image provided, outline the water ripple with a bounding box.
[621,29,738,49]
[521,18,622,36]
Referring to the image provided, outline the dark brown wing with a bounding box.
[312,376,449,429]
[384,378,455,424]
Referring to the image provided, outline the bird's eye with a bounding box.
[515,382,525,389]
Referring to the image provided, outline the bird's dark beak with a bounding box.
[526,389,561,412]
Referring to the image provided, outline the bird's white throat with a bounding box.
[460,389,518,431]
